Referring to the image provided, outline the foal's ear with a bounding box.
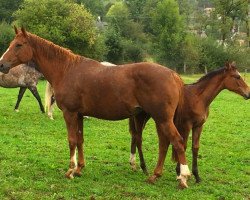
[14,25,18,34]
[21,26,28,37]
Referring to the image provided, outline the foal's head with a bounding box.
[0,26,33,73]
[223,62,250,100]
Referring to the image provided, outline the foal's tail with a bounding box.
[172,72,185,163]
[45,81,55,119]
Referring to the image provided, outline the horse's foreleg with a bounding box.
[192,126,203,183]
[63,111,79,179]
[29,86,45,113]
[166,121,191,189]
[15,87,27,111]
[75,113,85,176]
[148,122,170,183]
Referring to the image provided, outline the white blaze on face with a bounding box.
[0,48,10,61]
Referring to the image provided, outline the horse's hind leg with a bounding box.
[148,122,170,183]
[192,126,203,183]
[129,113,150,174]
[149,120,191,188]
[15,87,27,111]
[29,86,45,113]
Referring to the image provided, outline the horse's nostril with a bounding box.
[0,64,3,68]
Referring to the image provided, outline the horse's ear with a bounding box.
[231,61,236,68]
[21,26,28,37]
[225,61,232,71]
[14,25,18,34]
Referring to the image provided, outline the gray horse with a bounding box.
[0,63,45,112]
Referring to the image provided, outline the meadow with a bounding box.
[0,74,249,200]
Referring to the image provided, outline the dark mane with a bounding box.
[188,67,225,86]
[27,32,85,66]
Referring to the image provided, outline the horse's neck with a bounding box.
[29,34,79,85]
[188,75,225,107]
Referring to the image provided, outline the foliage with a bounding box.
[0,76,249,199]
[150,0,186,68]
[13,0,105,59]
[76,0,105,17]
[105,1,146,63]
[0,21,15,55]
[0,0,23,22]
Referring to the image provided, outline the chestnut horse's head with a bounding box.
[223,62,250,100]
[0,26,33,74]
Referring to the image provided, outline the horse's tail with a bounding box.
[45,81,54,119]
[172,72,185,163]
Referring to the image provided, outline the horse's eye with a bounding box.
[16,44,22,48]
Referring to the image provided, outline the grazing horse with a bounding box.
[129,62,250,183]
[0,63,45,112]
[0,27,191,188]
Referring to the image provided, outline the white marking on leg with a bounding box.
[180,164,191,176]
[130,153,136,164]
[0,48,9,60]
[73,149,77,168]
[130,153,136,171]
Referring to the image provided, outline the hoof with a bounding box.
[65,169,75,179]
[15,109,19,112]
[147,175,159,184]
[177,175,189,189]
[130,164,137,172]
[74,171,82,177]
[178,179,188,189]
[195,177,201,183]
[143,169,149,176]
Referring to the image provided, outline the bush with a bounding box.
[0,21,15,55]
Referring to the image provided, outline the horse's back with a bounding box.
[57,61,183,120]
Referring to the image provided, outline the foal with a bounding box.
[0,63,45,112]
[129,62,250,183]
[0,27,191,188]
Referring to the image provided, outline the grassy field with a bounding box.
[0,74,249,200]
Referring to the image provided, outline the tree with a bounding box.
[210,0,248,44]
[13,0,105,59]
[0,0,23,22]
[75,0,105,18]
[0,21,15,54]
[150,0,186,68]
[105,1,146,63]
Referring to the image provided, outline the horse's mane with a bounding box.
[27,32,85,67]
[190,68,225,85]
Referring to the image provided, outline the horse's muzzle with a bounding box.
[244,92,250,100]
[0,63,11,74]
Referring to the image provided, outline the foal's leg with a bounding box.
[192,126,203,183]
[14,87,27,111]
[28,86,45,113]
[74,113,85,176]
[63,111,79,179]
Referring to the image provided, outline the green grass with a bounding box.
[0,74,249,200]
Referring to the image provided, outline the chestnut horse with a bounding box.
[0,63,44,112]
[129,62,250,183]
[0,27,191,188]
[44,62,116,120]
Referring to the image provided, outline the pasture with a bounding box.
[0,74,249,200]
